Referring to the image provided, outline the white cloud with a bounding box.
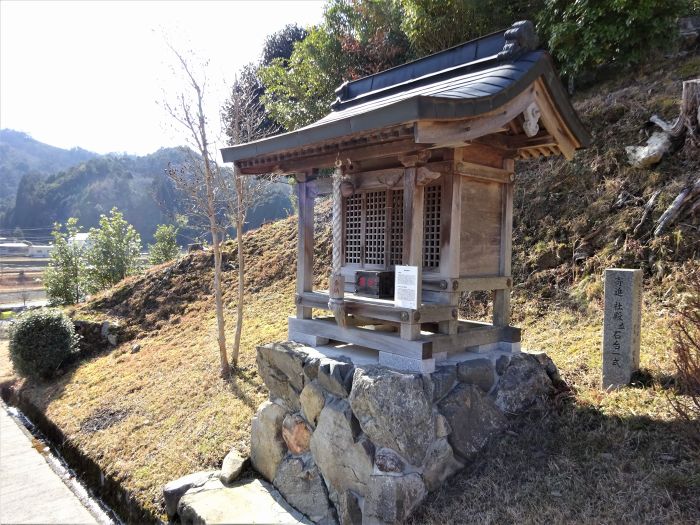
[0,0,323,155]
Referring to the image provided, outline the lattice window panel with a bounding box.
[364,191,386,265]
[344,194,362,264]
[423,184,442,268]
[390,190,404,266]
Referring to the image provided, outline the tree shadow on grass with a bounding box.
[409,401,700,525]
[225,363,260,410]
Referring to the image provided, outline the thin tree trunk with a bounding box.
[211,224,230,378]
[231,174,245,367]
[205,155,230,378]
[233,214,244,367]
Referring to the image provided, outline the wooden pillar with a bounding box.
[438,169,461,335]
[400,154,427,340]
[493,158,514,326]
[296,173,314,319]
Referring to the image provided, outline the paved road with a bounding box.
[0,293,48,310]
[0,402,101,524]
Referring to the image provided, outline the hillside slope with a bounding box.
[511,54,699,306]
[8,54,700,522]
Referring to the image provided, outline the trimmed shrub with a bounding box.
[9,309,79,379]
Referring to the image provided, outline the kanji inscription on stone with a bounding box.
[602,268,642,389]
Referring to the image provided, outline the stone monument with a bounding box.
[602,268,642,389]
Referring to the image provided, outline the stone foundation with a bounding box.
[252,342,561,524]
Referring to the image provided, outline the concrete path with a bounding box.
[0,402,99,524]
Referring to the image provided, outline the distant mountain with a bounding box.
[0,131,293,245]
[0,129,99,202]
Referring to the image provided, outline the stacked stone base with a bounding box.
[252,342,561,525]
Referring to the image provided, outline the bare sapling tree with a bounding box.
[162,45,231,378]
[220,72,277,366]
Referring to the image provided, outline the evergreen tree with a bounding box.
[148,224,180,265]
[85,208,141,292]
[43,218,86,305]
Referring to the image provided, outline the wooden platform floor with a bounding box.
[288,316,520,359]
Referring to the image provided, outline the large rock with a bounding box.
[334,490,363,525]
[273,455,337,525]
[300,380,326,427]
[363,473,426,525]
[317,358,355,398]
[420,438,463,492]
[257,343,307,411]
[456,358,495,393]
[349,367,435,465]
[177,478,311,525]
[421,365,456,402]
[529,351,563,385]
[258,342,308,391]
[438,383,506,460]
[310,398,374,521]
[435,413,451,438]
[163,470,219,519]
[374,448,405,474]
[495,353,554,414]
[303,356,321,383]
[282,413,312,455]
[219,449,247,484]
[495,355,510,375]
[250,401,288,482]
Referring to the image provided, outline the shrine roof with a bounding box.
[221,21,590,168]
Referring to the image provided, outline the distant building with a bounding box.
[28,245,53,258]
[0,242,30,257]
[68,232,92,250]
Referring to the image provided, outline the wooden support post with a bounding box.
[399,154,428,340]
[296,175,314,319]
[493,159,514,326]
[401,322,422,340]
[439,169,461,335]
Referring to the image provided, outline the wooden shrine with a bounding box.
[221,21,590,371]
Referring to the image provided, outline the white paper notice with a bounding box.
[395,265,419,309]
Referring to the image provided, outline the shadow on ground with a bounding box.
[409,400,700,524]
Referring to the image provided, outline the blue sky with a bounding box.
[0,1,323,155]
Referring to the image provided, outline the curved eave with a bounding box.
[221,52,590,167]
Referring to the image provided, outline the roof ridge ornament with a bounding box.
[497,20,539,61]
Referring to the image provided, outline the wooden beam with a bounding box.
[401,165,425,267]
[296,179,314,319]
[532,79,577,160]
[414,86,535,146]
[429,322,521,354]
[289,316,433,359]
[397,156,427,341]
[299,291,456,324]
[455,161,514,184]
[347,160,454,192]
[506,133,557,150]
[461,140,515,165]
[274,139,426,174]
[307,176,333,197]
[493,158,514,326]
[458,276,512,292]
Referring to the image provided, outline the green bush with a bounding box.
[538,0,688,78]
[9,309,79,379]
